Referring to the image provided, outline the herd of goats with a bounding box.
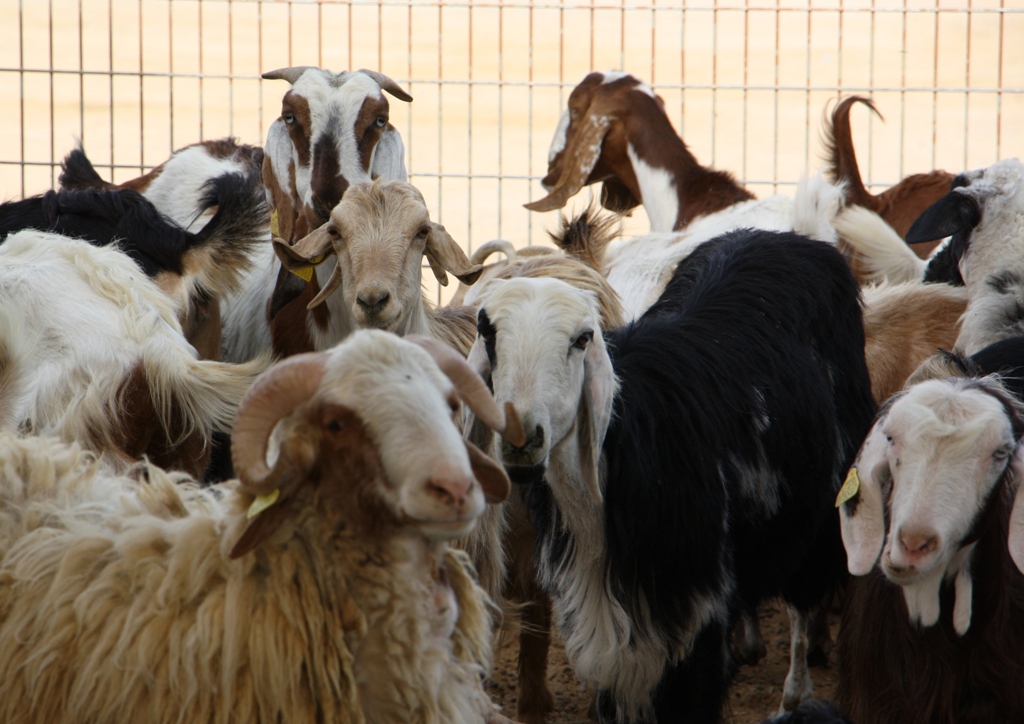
[0,65,1021,724]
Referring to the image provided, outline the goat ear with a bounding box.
[370,126,408,183]
[577,334,616,506]
[906,192,981,245]
[425,223,483,286]
[525,114,612,213]
[263,121,302,244]
[600,178,640,214]
[464,439,510,504]
[839,420,891,575]
[272,225,335,273]
[229,499,293,559]
[1007,445,1024,574]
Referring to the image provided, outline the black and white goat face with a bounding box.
[841,378,1024,632]
[467,278,616,503]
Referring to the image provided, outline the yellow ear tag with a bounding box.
[247,489,280,519]
[290,266,314,282]
[269,209,280,237]
[835,467,861,508]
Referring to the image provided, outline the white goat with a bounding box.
[0,230,268,478]
[0,330,524,724]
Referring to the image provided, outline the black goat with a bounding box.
[468,228,876,723]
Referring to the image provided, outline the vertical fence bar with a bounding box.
[108,0,114,178]
[48,0,54,185]
[139,0,144,172]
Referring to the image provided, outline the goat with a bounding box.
[822,95,953,254]
[0,330,525,723]
[836,374,1024,723]
[0,171,267,361]
[0,230,268,478]
[465,229,876,722]
[253,180,482,358]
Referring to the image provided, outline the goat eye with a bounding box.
[326,419,347,433]
[327,227,340,239]
[449,398,461,414]
[376,117,387,128]
[571,330,594,351]
[994,447,1013,461]
[569,108,578,118]
[283,113,296,125]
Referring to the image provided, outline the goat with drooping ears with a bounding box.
[464,228,876,722]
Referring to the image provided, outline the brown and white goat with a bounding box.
[836,376,1024,723]
[527,71,752,232]
[266,180,482,357]
[822,95,953,257]
[0,230,268,478]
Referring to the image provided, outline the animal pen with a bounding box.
[2,0,1023,302]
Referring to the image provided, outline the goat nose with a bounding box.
[357,289,390,315]
[898,528,939,558]
[425,476,472,508]
[512,424,545,453]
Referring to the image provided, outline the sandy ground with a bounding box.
[487,602,840,724]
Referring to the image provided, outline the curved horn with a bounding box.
[231,352,329,495]
[356,69,413,102]
[524,114,612,212]
[406,334,526,447]
[306,261,344,309]
[470,239,517,266]
[262,66,317,85]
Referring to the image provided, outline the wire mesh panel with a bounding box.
[2,0,1023,300]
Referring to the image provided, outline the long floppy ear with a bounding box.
[263,120,302,244]
[839,419,892,575]
[906,191,981,245]
[425,222,483,287]
[371,125,408,182]
[577,333,616,505]
[464,439,511,504]
[1007,445,1024,574]
[525,114,613,212]
[272,225,335,272]
[600,178,640,214]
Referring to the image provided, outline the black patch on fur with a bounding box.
[477,308,498,371]
[58,147,112,189]
[922,233,968,285]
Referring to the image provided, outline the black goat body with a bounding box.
[0,171,266,281]
[524,229,876,722]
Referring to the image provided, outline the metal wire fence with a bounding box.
[3,0,1023,260]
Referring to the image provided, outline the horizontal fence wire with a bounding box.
[2,0,1023,301]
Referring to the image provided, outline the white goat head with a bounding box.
[262,66,413,243]
[272,180,482,336]
[906,158,1024,353]
[466,278,617,506]
[840,377,1024,633]
[230,331,524,557]
[525,71,660,214]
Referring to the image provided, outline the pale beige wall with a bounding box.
[2,0,1023,302]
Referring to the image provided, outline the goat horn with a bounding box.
[406,334,526,447]
[356,69,413,102]
[232,353,329,496]
[525,115,612,212]
[262,66,316,85]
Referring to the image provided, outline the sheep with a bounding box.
[835,373,1024,723]
[0,171,268,361]
[464,228,876,722]
[257,180,482,358]
[822,95,953,252]
[0,230,268,478]
[0,329,526,724]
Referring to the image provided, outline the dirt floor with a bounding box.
[487,602,840,724]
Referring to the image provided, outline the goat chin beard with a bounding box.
[356,309,402,331]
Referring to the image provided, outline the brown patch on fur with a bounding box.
[281,91,312,169]
[182,292,222,362]
[823,96,953,257]
[116,362,211,478]
[354,95,390,173]
[269,266,329,358]
[862,283,968,404]
[310,130,344,224]
[540,72,753,229]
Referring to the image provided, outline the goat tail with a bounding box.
[833,204,927,285]
[185,170,272,299]
[470,239,517,267]
[58,144,115,191]
[793,173,846,244]
[821,96,883,211]
[144,350,274,447]
[549,203,620,272]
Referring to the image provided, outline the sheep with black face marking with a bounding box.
[836,373,1024,723]
[0,330,525,724]
[464,229,875,722]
